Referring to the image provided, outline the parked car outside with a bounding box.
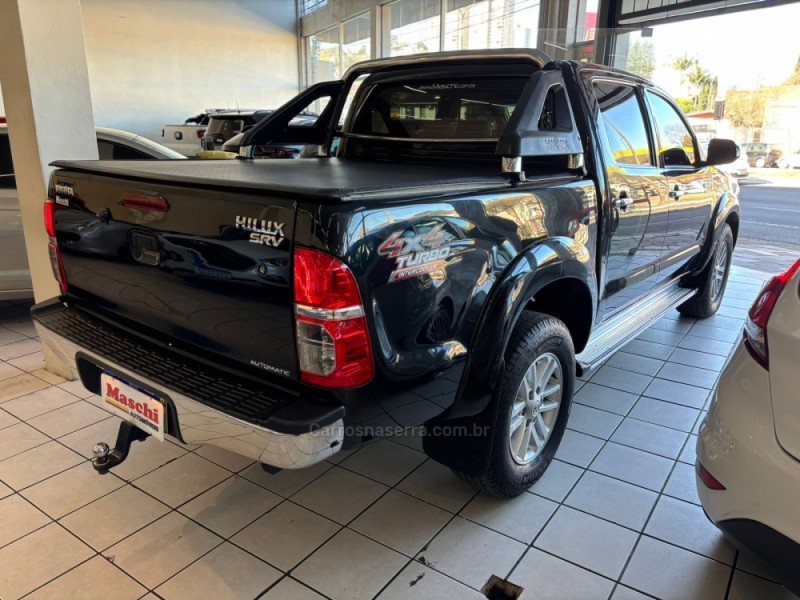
[777,149,800,169]
[697,258,800,595]
[0,124,184,299]
[727,143,749,177]
[742,142,783,168]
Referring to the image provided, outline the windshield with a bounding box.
[350,76,528,141]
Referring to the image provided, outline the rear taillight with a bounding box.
[44,198,57,237]
[743,258,800,370]
[197,129,206,139]
[696,461,726,490]
[294,248,373,388]
[48,242,67,294]
[44,198,68,294]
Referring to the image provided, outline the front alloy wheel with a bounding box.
[678,222,734,318]
[710,239,729,305]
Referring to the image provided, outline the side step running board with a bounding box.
[577,283,696,374]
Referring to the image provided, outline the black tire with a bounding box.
[678,223,734,319]
[453,312,575,497]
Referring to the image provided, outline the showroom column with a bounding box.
[0,0,97,377]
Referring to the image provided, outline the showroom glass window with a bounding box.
[342,14,371,72]
[592,81,653,166]
[646,91,698,166]
[443,0,539,51]
[307,25,341,84]
[582,0,599,41]
[385,0,441,57]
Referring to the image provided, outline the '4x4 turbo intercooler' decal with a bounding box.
[378,223,451,283]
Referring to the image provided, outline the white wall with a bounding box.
[1,0,299,141]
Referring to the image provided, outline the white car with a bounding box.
[0,124,183,299]
[728,143,750,178]
[96,127,186,161]
[697,258,800,595]
[778,150,800,169]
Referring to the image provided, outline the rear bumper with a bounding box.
[32,299,344,469]
[716,519,800,595]
[697,342,800,591]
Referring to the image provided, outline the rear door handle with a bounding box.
[612,196,634,212]
[669,185,686,199]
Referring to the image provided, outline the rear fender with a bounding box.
[423,236,596,475]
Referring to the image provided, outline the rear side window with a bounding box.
[0,134,16,189]
[351,77,527,140]
[646,91,697,166]
[593,81,652,166]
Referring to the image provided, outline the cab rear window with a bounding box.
[350,77,527,141]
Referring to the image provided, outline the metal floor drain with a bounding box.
[481,575,524,600]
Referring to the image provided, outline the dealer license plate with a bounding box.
[100,372,165,441]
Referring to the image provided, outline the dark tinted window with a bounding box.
[0,134,16,189]
[207,117,246,138]
[351,77,527,140]
[593,81,652,166]
[646,91,697,166]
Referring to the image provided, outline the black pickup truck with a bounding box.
[33,49,740,497]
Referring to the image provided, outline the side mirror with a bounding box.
[706,138,738,166]
[661,147,692,167]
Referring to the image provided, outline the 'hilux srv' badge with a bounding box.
[236,216,286,247]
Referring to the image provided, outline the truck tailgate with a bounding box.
[51,169,299,381]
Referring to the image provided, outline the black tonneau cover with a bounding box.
[51,158,512,202]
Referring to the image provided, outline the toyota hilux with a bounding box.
[31,49,740,497]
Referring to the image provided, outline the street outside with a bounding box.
[732,168,800,274]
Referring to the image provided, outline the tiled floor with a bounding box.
[1,260,799,600]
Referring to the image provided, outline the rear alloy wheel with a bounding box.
[509,352,563,465]
[454,312,575,498]
[678,223,734,318]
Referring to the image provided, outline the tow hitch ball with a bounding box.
[91,422,149,474]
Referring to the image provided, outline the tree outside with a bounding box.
[626,39,655,80]
[671,55,718,113]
